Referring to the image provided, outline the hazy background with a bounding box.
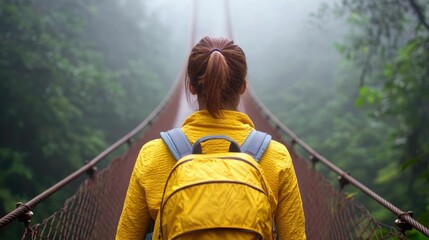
[146,0,345,146]
[141,2,429,238]
[1,0,428,238]
[146,0,343,84]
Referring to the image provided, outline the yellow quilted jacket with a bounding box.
[116,110,306,240]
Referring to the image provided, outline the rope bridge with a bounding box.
[2,72,426,239]
[1,0,429,239]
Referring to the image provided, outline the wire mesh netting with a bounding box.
[21,87,405,240]
[243,92,405,240]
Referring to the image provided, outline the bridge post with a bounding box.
[395,211,413,234]
[309,155,319,169]
[291,138,297,147]
[127,137,135,148]
[84,160,98,180]
[16,202,33,230]
[337,172,350,191]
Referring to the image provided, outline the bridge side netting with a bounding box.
[24,84,182,240]
[242,92,404,240]
[22,88,405,240]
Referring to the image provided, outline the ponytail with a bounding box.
[187,37,247,118]
[201,51,229,118]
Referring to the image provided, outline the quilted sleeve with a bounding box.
[115,145,151,240]
[267,142,306,240]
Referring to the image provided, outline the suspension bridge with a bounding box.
[1,1,429,239]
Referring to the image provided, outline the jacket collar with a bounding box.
[182,110,255,130]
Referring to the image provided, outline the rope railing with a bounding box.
[246,87,429,237]
[0,67,183,229]
[2,1,428,239]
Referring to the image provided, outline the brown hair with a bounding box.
[186,36,247,118]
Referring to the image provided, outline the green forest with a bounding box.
[0,0,175,238]
[245,0,429,239]
[1,0,428,239]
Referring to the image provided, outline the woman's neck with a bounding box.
[197,99,239,111]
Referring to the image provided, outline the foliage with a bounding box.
[239,0,428,237]
[333,0,428,225]
[312,0,429,237]
[0,0,172,238]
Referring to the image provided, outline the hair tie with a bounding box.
[210,48,222,54]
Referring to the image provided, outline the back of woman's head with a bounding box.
[187,36,247,118]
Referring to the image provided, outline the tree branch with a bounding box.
[407,0,429,34]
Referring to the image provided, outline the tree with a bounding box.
[0,0,172,238]
[320,0,429,237]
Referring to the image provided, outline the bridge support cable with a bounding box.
[224,0,234,40]
[1,1,428,239]
[190,0,198,46]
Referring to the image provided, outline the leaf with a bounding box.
[374,162,400,184]
[400,157,419,170]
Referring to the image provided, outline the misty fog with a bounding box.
[147,0,343,84]
[2,1,428,238]
[146,0,345,137]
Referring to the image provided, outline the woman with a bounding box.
[116,36,306,239]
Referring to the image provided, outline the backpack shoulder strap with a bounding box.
[160,128,192,161]
[241,130,272,162]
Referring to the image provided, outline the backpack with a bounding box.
[157,128,277,240]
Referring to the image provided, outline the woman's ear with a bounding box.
[239,81,247,95]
